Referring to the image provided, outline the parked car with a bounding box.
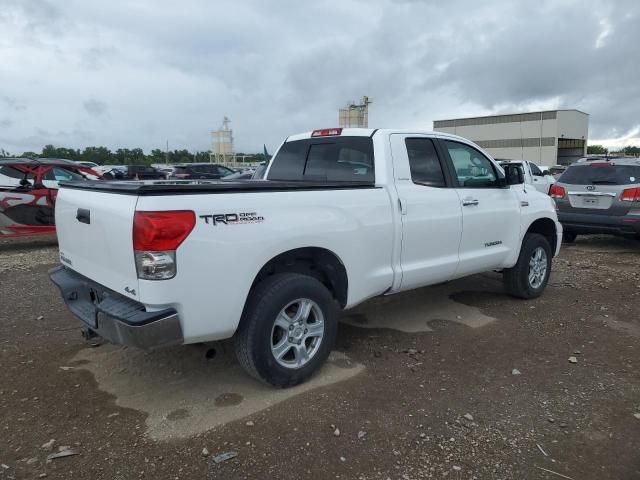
[170,163,235,180]
[497,160,555,194]
[73,160,101,170]
[223,165,266,181]
[49,128,561,387]
[550,157,640,242]
[102,165,165,180]
[0,158,100,237]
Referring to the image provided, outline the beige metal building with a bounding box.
[433,109,589,166]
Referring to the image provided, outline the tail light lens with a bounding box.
[621,187,640,202]
[133,211,195,280]
[175,173,191,179]
[549,184,566,199]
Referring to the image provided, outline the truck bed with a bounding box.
[59,179,376,196]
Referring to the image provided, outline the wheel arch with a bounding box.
[525,217,558,256]
[249,247,349,308]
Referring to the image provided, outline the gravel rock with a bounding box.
[511,368,521,375]
[463,413,474,421]
[202,448,209,457]
[211,451,237,464]
[568,356,578,364]
[245,420,255,427]
[333,428,341,437]
[40,439,55,451]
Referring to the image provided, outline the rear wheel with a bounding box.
[504,233,552,299]
[234,273,339,387]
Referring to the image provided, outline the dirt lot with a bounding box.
[1,235,640,480]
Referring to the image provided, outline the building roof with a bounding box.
[434,109,589,124]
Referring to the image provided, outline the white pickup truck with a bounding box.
[497,159,556,194]
[50,128,562,387]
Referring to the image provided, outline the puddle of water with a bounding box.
[342,275,497,333]
[74,346,363,440]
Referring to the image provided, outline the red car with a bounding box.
[0,158,101,238]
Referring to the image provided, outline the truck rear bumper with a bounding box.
[49,266,183,348]
[558,211,640,236]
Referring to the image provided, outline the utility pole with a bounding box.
[165,140,169,164]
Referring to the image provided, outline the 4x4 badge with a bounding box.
[586,185,596,191]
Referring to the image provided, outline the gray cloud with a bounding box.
[83,98,108,117]
[0,0,638,154]
[2,96,26,111]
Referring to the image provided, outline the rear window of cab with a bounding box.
[267,137,374,183]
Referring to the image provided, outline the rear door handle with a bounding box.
[462,198,479,206]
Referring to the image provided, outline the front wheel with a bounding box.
[503,233,552,299]
[234,273,339,387]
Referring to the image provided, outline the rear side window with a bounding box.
[405,138,446,187]
[268,137,374,182]
[558,164,640,185]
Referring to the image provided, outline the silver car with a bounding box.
[551,157,640,242]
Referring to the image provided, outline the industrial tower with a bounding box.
[338,96,372,128]
[210,116,236,164]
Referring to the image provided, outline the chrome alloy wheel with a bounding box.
[528,247,548,289]
[270,298,325,369]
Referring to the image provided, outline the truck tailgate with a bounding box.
[55,187,139,298]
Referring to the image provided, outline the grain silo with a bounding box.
[338,96,372,128]
[210,116,236,164]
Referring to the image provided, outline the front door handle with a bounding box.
[462,198,479,206]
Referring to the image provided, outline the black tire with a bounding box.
[233,273,339,388]
[563,232,577,243]
[504,233,552,299]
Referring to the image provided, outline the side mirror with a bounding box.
[503,165,524,186]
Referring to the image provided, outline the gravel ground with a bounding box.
[1,234,640,479]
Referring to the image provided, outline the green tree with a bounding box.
[624,145,640,156]
[81,146,113,165]
[587,144,607,154]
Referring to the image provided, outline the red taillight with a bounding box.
[133,211,196,251]
[621,187,640,202]
[589,162,612,167]
[311,128,343,137]
[175,173,191,179]
[549,184,566,199]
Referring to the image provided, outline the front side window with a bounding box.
[444,140,497,188]
[529,162,543,176]
[405,138,446,187]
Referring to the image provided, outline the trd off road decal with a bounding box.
[199,212,264,226]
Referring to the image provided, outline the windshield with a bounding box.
[558,164,640,185]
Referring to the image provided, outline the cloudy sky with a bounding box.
[1,0,638,154]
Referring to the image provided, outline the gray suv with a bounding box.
[551,157,640,241]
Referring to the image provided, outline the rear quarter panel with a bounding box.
[136,187,395,343]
